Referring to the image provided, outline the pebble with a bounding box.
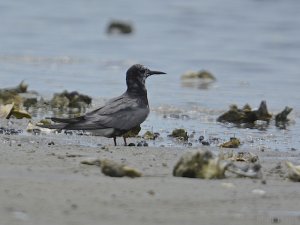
[221,182,236,189]
[198,136,205,142]
[201,141,210,146]
[48,141,55,146]
[137,141,148,147]
[251,189,266,196]
[0,127,22,135]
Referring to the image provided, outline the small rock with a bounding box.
[198,135,204,142]
[147,190,155,196]
[48,141,55,146]
[220,137,240,148]
[137,141,148,147]
[271,217,281,224]
[201,141,210,146]
[101,146,109,151]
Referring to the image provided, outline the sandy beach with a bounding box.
[1,134,299,225]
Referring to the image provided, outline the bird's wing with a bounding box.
[63,95,149,131]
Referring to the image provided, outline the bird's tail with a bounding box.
[48,116,84,123]
[36,116,80,130]
[37,122,66,130]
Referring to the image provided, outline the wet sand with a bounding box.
[1,134,300,225]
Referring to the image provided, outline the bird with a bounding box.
[39,64,166,146]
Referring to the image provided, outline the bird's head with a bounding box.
[126,64,166,94]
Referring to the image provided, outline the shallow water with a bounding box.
[0,0,300,150]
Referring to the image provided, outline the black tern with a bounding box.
[40,64,166,146]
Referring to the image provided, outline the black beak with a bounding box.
[147,70,166,77]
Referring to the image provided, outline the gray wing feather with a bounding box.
[64,95,149,131]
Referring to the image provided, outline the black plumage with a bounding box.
[39,64,166,146]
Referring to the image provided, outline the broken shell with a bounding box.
[226,163,262,178]
[285,161,300,182]
[100,159,141,178]
[0,103,14,119]
[80,158,101,166]
[173,151,229,179]
[220,151,258,163]
[11,108,31,119]
[27,122,53,134]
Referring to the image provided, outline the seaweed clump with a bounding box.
[123,126,141,138]
[0,81,28,107]
[217,101,272,124]
[217,101,293,129]
[1,82,95,120]
[181,70,216,89]
[50,90,92,111]
[275,107,293,129]
[220,137,241,148]
[168,128,188,141]
[173,150,262,179]
[106,20,133,34]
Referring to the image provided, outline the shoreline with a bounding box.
[1,134,300,225]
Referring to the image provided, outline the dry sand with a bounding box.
[0,134,300,225]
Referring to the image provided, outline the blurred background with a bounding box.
[0,0,299,148]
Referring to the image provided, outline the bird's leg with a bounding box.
[123,137,127,146]
[113,137,117,146]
